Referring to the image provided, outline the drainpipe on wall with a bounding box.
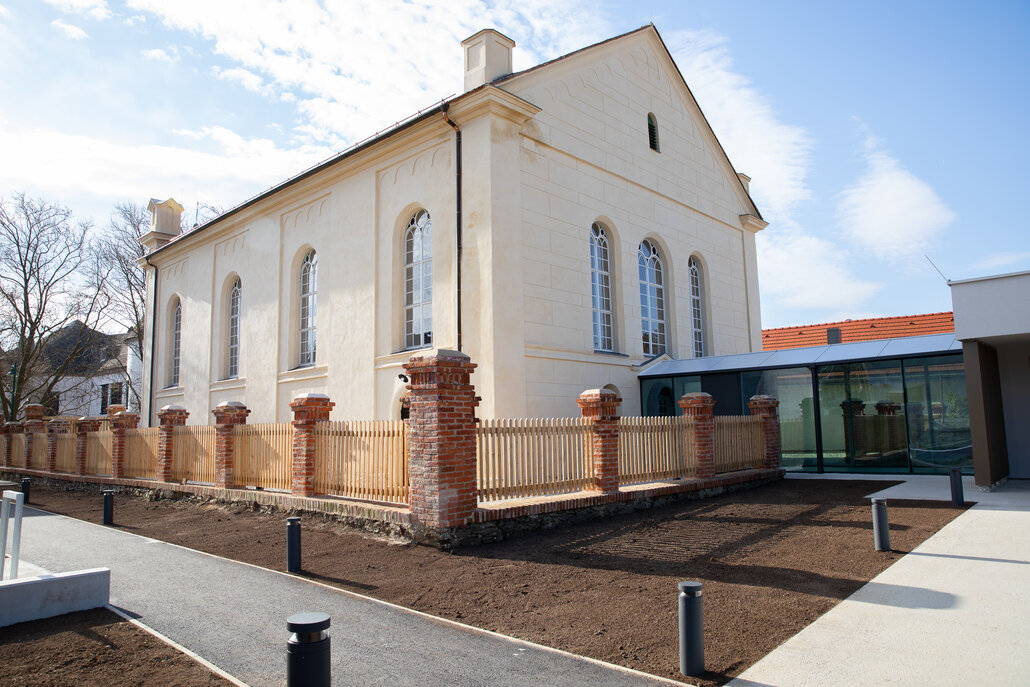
[440,103,462,352]
[146,256,159,428]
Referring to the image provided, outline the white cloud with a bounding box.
[971,251,1030,273]
[0,5,10,19]
[837,133,956,261]
[212,66,266,94]
[142,47,177,63]
[124,14,145,26]
[51,18,87,39]
[44,0,110,20]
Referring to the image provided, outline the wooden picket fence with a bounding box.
[476,418,593,502]
[172,426,216,484]
[124,428,160,480]
[55,433,76,473]
[618,416,696,484]
[714,416,764,473]
[29,435,48,469]
[234,423,294,491]
[85,431,113,476]
[7,434,24,468]
[313,421,408,504]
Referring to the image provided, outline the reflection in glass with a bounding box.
[641,377,675,416]
[742,367,816,471]
[903,355,972,472]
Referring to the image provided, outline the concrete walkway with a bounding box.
[15,507,684,687]
[729,474,1030,687]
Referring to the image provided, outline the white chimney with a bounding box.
[139,197,184,254]
[737,173,751,193]
[461,29,515,92]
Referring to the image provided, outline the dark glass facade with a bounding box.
[641,353,972,474]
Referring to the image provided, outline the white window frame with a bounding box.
[590,223,614,352]
[299,251,317,367]
[689,256,706,358]
[228,278,241,378]
[171,299,181,387]
[638,240,666,357]
[404,210,432,350]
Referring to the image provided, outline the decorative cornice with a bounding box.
[448,85,541,126]
[739,214,768,233]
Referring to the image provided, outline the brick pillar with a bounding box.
[23,404,46,468]
[157,406,189,483]
[403,350,479,529]
[290,394,334,497]
[577,388,622,493]
[748,395,781,470]
[679,392,716,479]
[110,411,140,478]
[75,418,102,475]
[46,419,68,472]
[212,401,250,489]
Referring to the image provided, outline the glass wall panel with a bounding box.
[741,367,816,472]
[672,376,702,416]
[817,361,908,471]
[903,355,973,473]
[641,377,676,416]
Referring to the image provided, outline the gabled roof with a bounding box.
[762,312,955,351]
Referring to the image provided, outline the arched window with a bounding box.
[689,256,706,358]
[638,240,666,357]
[590,223,614,352]
[404,210,432,349]
[299,250,317,366]
[647,112,660,152]
[170,299,182,387]
[227,278,241,378]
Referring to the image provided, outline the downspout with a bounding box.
[440,103,462,352]
[146,256,159,427]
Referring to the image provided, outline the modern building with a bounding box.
[639,333,972,476]
[138,25,766,426]
[950,270,1030,486]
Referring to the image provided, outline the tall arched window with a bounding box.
[689,256,707,358]
[638,240,666,357]
[647,112,660,152]
[170,299,181,387]
[404,210,432,349]
[299,250,317,366]
[590,223,614,352]
[227,278,241,378]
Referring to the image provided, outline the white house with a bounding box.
[139,25,766,426]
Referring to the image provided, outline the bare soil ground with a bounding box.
[0,608,230,686]
[23,479,963,686]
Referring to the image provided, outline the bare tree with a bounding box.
[0,193,110,420]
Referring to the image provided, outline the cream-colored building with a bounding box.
[139,25,766,426]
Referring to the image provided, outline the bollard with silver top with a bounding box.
[678,581,704,677]
[287,517,302,573]
[20,478,30,504]
[1,490,25,580]
[287,612,330,687]
[103,489,114,526]
[871,498,891,551]
[950,468,964,507]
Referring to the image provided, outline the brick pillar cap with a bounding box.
[160,404,187,412]
[293,392,330,401]
[215,400,248,409]
[579,388,619,399]
[748,395,779,405]
[405,348,471,364]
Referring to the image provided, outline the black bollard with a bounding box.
[20,478,30,504]
[871,498,890,551]
[287,517,301,573]
[678,581,704,677]
[103,489,113,526]
[287,612,330,687]
[950,468,964,507]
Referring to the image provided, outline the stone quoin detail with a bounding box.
[213,401,250,489]
[679,392,716,479]
[577,388,622,493]
[403,350,480,531]
[290,394,334,497]
[747,395,781,470]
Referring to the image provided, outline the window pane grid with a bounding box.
[689,257,706,358]
[638,241,666,357]
[171,301,181,386]
[228,279,241,378]
[299,251,317,366]
[590,223,614,352]
[405,210,432,349]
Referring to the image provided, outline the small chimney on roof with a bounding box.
[461,29,515,92]
[827,327,842,345]
[737,173,751,193]
[139,197,184,254]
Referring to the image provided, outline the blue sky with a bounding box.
[1,1,1027,329]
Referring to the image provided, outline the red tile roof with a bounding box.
[762,312,955,350]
